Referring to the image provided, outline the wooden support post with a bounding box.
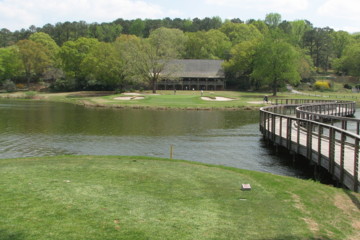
[314,165,319,181]
[340,132,345,184]
[329,128,335,175]
[346,104,348,116]
[307,122,313,160]
[267,112,270,140]
[287,118,291,150]
[292,153,296,165]
[170,145,174,159]
[271,114,276,142]
[354,139,359,192]
[297,119,300,154]
[279,116,283,139]
[260,99,359,192]
[318,125,322,166]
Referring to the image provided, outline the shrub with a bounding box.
[16,83,26,89]
[25,91,37,99]
[50,78,76,92]
[2,80,16,92]
[314,80,331,91]
[343,83,352,90]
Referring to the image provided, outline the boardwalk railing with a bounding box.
[260,99,359,192]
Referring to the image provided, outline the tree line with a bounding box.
[1,14,360,95]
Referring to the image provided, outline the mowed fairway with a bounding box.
[0,156,359,240]
[97,93,249,109]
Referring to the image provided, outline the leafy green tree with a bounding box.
[58,37,100,88]
[200,17,223,31]
[278,21,292,35]
[252,38,301,96]
[184,30,231,59]
[80,42,124,89]
[0,47,22,82]
[29,32,60,63]
[289,20,312,47]
[220,22,263,45]
[0,28,14,47]
[336,43,360,77]
[121,28,186,93]
[249,20,269,35]
[41,24,56,39]
[17,40,51,86]
[129,19,146,37]
[143,19,163,37]
[184,31,208,59]
[182,19,194,32]
[331,30,354,58]
[297,50,314,81]
[265,13,282,28]
[203,29,231,59]
[303,27,334,71]
[114,34,143,86]
[92,23,122,42]
[223,40,260,89]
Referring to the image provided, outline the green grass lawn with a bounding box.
[81,91,269,109]
[2,89,360,109]
[0,155,359,240]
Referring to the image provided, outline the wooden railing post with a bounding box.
[297,119,300,154]
[271,114,276,142]
[318,125,322,166]
[307,122,313,160]
[287,118,292,150]
[260,99,359,192]
[340,132,346,184]
[279,116,283,139]
[354,139,359,192]
[329,128,335,175]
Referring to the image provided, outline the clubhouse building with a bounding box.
[157,59,226,91]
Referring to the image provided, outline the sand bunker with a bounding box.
[123,93,141,96]
[114,96,145,100]
[201,97,235,101]
[247,101,264,104]
[123,92,159,96]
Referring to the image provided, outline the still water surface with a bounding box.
[0,100,309,177]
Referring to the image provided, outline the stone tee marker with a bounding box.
[241,184,251,191]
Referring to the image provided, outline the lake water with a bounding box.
[0,100,311,177]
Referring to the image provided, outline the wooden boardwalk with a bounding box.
[260,100,359,192]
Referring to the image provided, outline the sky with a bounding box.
[1,0,360,33]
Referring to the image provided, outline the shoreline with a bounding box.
[78,100,259,111]
[0,91,262,111]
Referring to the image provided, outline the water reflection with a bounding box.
[0,100,307,177]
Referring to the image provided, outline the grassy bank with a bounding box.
[0,90,268,110]
[1,89,360,110]
[0,155,359,240]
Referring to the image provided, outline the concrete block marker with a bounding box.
[241,184,251,191]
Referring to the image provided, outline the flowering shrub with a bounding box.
[16,83,25,89]
[314,81,331,91]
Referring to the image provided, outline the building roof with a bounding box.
[162,59,225,79]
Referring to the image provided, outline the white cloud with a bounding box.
[316,0,360,32]
[317,0,360,20]
[0,0,165,30]
[204,0,309,13]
